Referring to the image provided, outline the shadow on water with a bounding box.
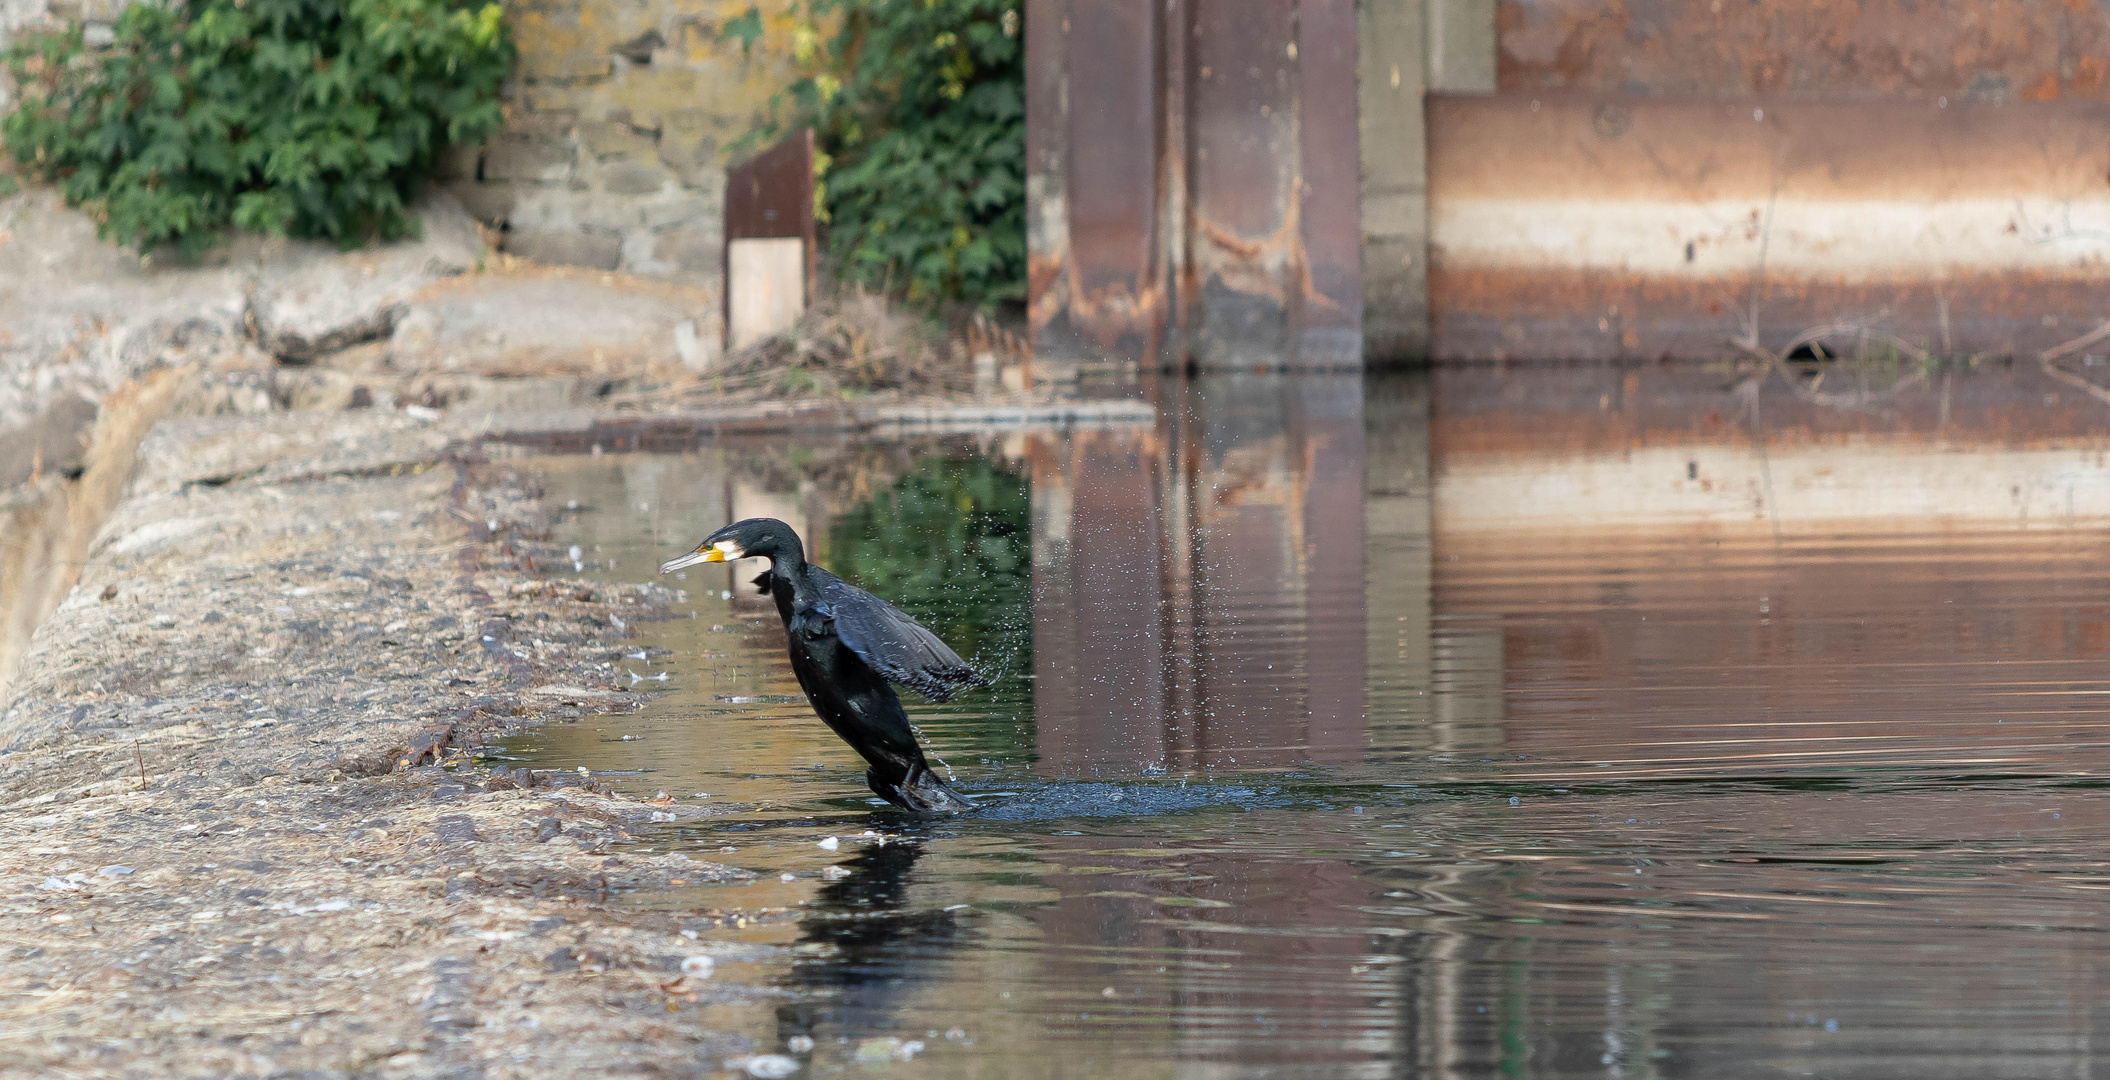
[499,359,2110,1078]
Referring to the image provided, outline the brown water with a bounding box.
[501,365,2110,1078]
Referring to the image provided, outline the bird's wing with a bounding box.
[817,573,985,702]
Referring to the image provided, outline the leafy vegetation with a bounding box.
[736,0,1024,309]
[2,0,511,255]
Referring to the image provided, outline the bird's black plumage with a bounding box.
[661,517,981,812]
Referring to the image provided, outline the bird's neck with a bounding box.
[769,553,815,595]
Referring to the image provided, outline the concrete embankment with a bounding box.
[0,409,783,1078]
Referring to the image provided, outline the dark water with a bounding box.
[502,365,2110,1078]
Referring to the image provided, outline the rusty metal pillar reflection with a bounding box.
[1026,379,1369,773]
[1028,429,1174,773]
[1027,0,1364,371]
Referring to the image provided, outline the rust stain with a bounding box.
[1497,0,2110,102]
[1026,252,1065,333]
[1195,181,1345,317]
[1199,220,1267,261]
[1068,280,1168,347]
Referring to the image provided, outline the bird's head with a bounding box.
[659,517,800,574]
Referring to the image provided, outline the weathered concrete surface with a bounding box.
[0,184,720,560]
[0,189,258,435]
[383,268,716,376]
[0,187,710,433]
[0,187,487,437]
[0,409,791,1078]
[267,268,721,416]
[248,192,487,364]
[1358,0,1433,364]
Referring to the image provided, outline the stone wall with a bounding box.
[444,0,808,303]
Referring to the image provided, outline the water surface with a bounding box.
[503,365,2110,1078]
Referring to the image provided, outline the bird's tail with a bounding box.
[868,761,975,813]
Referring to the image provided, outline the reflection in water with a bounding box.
[1434,366,2110,778]
[1028,375,1369,772]
[775,842,961,1054]
[826,456,1032,677]
[504,361,2110,1078]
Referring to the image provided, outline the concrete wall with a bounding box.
[1359,0,1497,364]
[441,0,809,293]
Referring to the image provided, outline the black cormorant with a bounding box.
[660,517,982,812]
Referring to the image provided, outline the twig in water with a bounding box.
[134,740,147,790]
[2036,320,2110,408]
[2038,320,2110,364]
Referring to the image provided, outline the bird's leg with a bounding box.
[865,760,975,813]
[865,766,910,809]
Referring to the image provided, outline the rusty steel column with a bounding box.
[1025,0,1167,364]
[1027,0,1364,370]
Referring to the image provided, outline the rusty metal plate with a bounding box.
[1427,94,2110,361]
[722,129,816,338]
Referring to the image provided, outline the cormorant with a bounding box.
[660,517,982,812]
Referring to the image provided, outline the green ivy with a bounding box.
[740,0,1024,309]
[2,0,511,255]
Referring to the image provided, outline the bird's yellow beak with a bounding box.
[659,540,742,574]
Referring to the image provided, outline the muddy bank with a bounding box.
[0,408,810,1078]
